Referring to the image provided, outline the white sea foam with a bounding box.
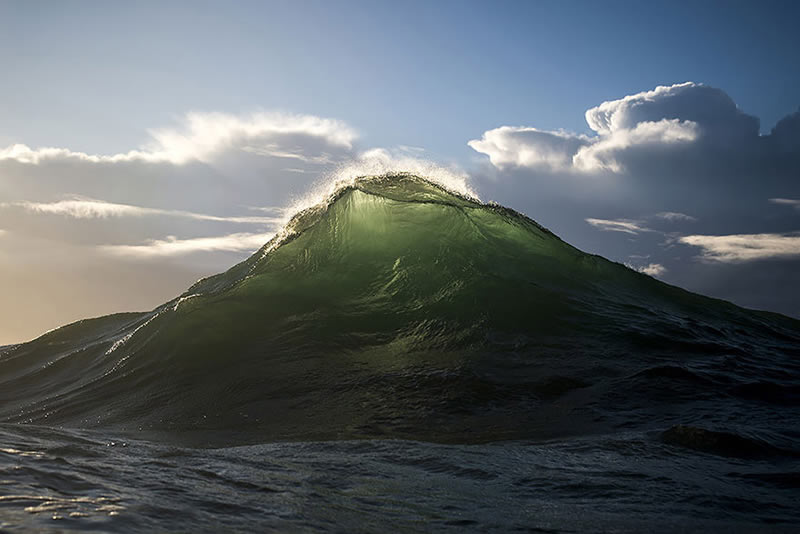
[284,150,477,225]
[105,314,159,355]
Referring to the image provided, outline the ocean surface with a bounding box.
[1,174,798,531]
[1,424,799,533]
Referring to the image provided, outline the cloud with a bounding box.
[584,82,759,142]
[654,211,697,222]
[585,218,652,235]
[769,198,800,209]
[769,109,800,152]
[679,233,800,262]
[572,119,698,173]
[467,127,590,172]
[101,231,276,257]
[468,82,772,174]
[5,197,282,225]
[0,111,357,165]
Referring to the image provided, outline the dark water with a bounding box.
[2,424,798,533]
[1,174,799,531]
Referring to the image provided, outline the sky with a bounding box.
[1,0,799,344]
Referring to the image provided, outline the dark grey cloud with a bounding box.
[771,109,800,152]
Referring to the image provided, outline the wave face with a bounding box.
[1,174,799,447]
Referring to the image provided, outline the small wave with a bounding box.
[661,425,799,459]
[104,313,159,355]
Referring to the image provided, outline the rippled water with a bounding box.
[1,424,798,533]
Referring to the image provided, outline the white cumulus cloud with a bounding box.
[467,127,590,172]
[584,82,758,141]
[573,119,698,173]
[468,82,762,174]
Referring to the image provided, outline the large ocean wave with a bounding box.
[1,173,797,450]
